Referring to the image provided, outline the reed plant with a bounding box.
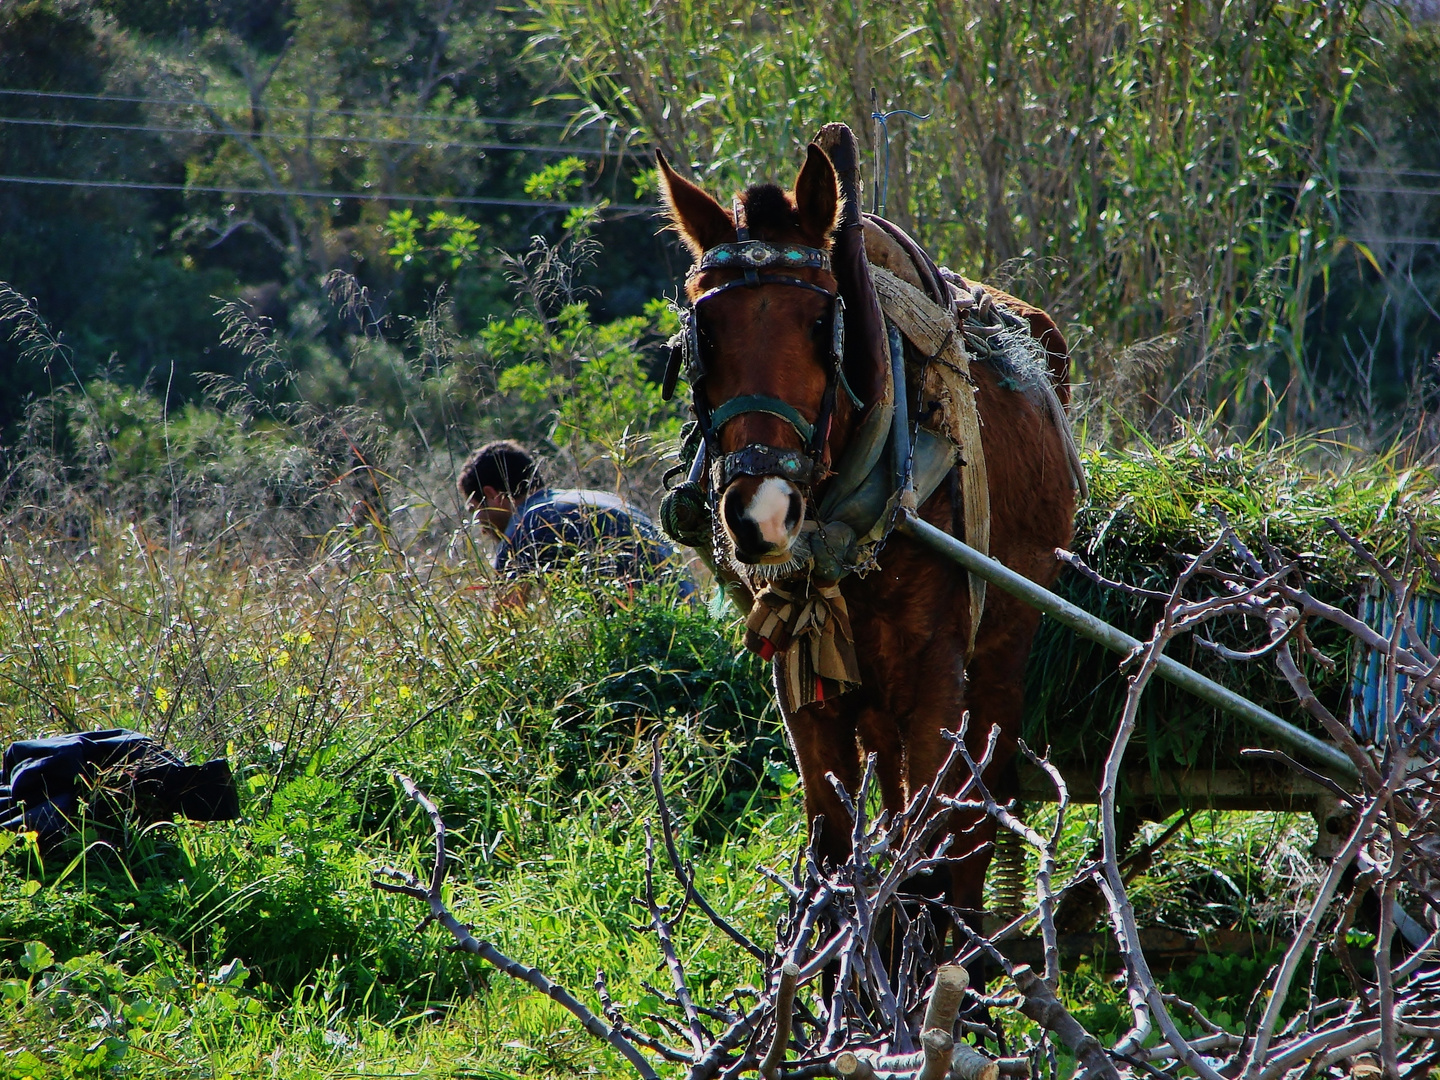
[534,0,1395,436]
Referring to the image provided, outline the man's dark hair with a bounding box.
[458,440,545,506]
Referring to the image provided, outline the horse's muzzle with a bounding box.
[721,475,805,564]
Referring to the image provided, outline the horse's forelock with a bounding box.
[741,184,802,238]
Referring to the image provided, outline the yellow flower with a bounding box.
[154,686,173,709]
[396,685,414,701]
[298,631,313,647]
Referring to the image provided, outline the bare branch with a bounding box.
[1240,747,1362,806]
[642,824,708,1054]
[372,775,660,1080]
[1056,547,1172,600]
[651,735,768,963]
[1011,965,1120,1080]
[1242,774,1402,1078]
[1273,633,1385,791]
[759,962,799,1080]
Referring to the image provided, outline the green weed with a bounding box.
[1,427,1404,1075]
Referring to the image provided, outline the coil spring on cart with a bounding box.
[990,814,1026,921]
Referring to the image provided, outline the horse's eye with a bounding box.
[812,317,827,341]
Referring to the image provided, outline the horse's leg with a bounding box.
[893,652,987,955]
[851,701,908,816]
[944,593,1045,925]
[777,660,862,870]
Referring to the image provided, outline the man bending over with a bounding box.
[458,440,694,598]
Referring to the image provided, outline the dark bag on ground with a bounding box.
[0,728,239,843]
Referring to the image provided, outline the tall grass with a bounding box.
[2,425,1404,1074]
[0,510,792,1076]
[1,261,1425,1075]
[535,0,1395,436]
[0,502,1345,1077]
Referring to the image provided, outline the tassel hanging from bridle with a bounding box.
[744,579,861,712]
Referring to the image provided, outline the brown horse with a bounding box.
[656,135,1077,927]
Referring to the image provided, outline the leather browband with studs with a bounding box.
[695,241,831,275]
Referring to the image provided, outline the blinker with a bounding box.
[661,337,683,400]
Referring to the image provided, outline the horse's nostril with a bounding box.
[785,491,802,531]
[723,487,768,559]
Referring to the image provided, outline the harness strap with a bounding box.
[871,265,990,652]
[732,197,750,242]
[712,443,819,490]
[693,274,837,306]
[697,241,832,274]
[676,238,846,488]
[708,394,815,444]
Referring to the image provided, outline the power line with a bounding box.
[6,173,1417,242]
[0,173,652,213]
[0,86,606,134]
[1342,182,1440,198]
[1349,235,1440,247]
[0,114,609,157]
[1273,180,1440,199]
[1343,165,1440,182]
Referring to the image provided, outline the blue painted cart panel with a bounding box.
[1350,586,1440,746]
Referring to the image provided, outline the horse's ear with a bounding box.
[657,150,735,258]
[793,144,840,248]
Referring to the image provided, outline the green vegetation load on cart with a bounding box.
[1023,429,1439,772]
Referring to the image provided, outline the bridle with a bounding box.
[660,201,860,495]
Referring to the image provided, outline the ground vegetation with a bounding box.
[1,1,1439,1076]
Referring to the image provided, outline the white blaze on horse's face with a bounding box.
[721,474,805,565]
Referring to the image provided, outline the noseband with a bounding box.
[661,204,858,494]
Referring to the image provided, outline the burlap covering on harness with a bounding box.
[744,574,859,709]
[869,263,991,648]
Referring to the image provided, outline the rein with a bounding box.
[660,200,859,494]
